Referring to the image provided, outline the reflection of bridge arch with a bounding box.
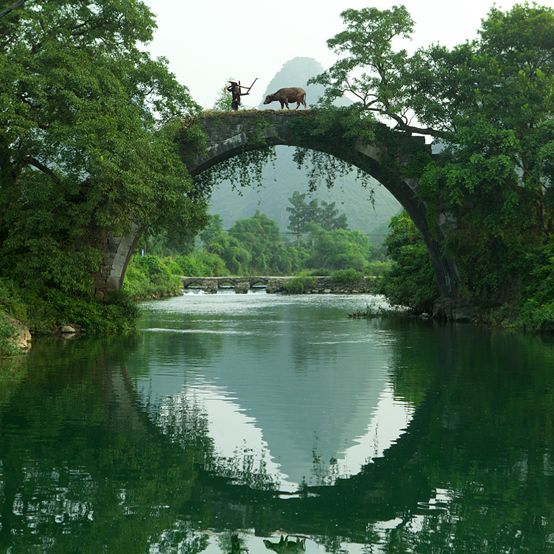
[3,327,551,550]
[95,111,460,300]
[117,363,435,533]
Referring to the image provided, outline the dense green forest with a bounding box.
[0,0,208,348]
[305,3,553,330]
[1,1,553,356]
[124,195,390,299]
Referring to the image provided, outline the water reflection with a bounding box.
[135,294,412,492]
[0,294,552,552]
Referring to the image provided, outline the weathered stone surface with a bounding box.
[93,223,140,299]
[182,276,377,294]
[6,317,32,352]
[61,325,78,335]
[186,112,460,299]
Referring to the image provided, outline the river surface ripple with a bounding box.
[0,292,553,553]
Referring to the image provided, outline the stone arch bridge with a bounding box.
[94,111,460,301]
[182,275,376,294]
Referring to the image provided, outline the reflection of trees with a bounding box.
[0,356,27,410]
[252,325,554,552]
[0,337,213,552]
[148,519,210,553]
[1,325,553,551]
[375,325,554,552]
[156,394,278,492]
[209,444,279,492]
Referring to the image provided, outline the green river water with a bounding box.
[0,292,553,553]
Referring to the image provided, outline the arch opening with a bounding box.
[96,111,460,302]
[187,112,460,300]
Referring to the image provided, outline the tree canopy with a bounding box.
[312,3,553,323]
[0,0,207,299]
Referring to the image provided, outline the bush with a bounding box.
[0,278,28,324]
[365,261,392,277]
[124,254,182,299]
[175,251,228,276]
[517,300,554,333]
[0,311,20,357]
[299,268,331,277]
[515,237,554,332]
[381,213,439,313]
[282,276,316,294]
[25,288,139,335]
[330,268,364,286]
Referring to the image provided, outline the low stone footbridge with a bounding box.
[182,275,376,294]
[94,110,460,302]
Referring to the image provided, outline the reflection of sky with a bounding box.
[132,294,414,491]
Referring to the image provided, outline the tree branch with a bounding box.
[24,157,61,184]
[386,111,451,139]
[0,0,26,19]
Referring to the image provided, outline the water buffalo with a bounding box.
[263,87,307,109]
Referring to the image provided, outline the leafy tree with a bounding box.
[305,223,372,272]
[310,5,424,134]
[200,215,231,257]
[229,212,293,274]
[0,0,207,302]
[382,212,438,312]
[312,3,554,315]
[319,200,349,230]
[286,192,348,244]
[199,215,255,275]
[213,84,233,111]
[286,192,320,243]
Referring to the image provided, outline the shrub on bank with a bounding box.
[22,288,139,335]
[175,251,227,276]
[124,255,182,299]
[0,278,28,324]
[0,311,20,357]
[0,276,138,340]
[299,268,331,277]
[515,238,554,332]
[0,279,29,356]
[365,261,392,277]
[517,300,554,333]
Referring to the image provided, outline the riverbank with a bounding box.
[0,277,138,357]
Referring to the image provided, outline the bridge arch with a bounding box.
[95,111,460,302]
[185,111,459,300]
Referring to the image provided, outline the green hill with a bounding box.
[208,57,400,244]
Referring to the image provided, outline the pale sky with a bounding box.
[143,0,549,108]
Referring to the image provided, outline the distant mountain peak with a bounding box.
[210,57,400,241]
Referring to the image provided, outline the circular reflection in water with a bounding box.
[130,293,414,492]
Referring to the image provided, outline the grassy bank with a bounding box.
[123,252,227,300]
[0,277,138,357]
